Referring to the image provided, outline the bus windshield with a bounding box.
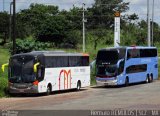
[97,64,117,77]
[9,56,36,83]
[96,50,119,65]
[96,50,119,77]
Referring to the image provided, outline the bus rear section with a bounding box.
[2,51,90,95]
[125,47,158,84]
[96,47,158,86]
[38,53,90,94]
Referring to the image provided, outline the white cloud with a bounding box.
[124,0,160,24]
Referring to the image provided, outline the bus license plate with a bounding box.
[19,89,24,92]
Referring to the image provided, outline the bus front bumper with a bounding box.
[9,85,39,94]
[96,77,118,86]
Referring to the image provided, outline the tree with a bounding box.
[36,15,71,46]
[127,13,139,23]
[91,28,106,50]
[15,13,32,39]
[87,0,129,29]
[18,4,73,46]
[18,4,59,38]
[0,12,9,45]
[16,4,85,48]
[64,30,82,48]
[61,6,82,30]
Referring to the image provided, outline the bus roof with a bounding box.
[11,51,89,58]
[99,46,157,51]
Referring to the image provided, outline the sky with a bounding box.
[0,0,160,24]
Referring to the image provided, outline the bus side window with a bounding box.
[127,49,140,59]
[127,50,131,60]
[81,56,89,66]
[69,56,82,67]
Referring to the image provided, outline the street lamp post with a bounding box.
[3,0,4,11]
[147,0,151,47]
[12,0,16,55]
[151,0,155,46]
[82,3,87,53]
[10,2,13,41]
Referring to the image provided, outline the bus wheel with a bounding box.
[146,75,150,83]
[46,84,52,95]
[76,81,81,91]
[125,77,129,87]
[150,74,153,83]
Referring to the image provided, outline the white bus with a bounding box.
[2,51,90,95]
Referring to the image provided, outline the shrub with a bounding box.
[0,78,8,97]
[9,39,53,54]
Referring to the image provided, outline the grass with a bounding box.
[0,46,10,97]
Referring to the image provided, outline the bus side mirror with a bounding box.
[117,59,124,67]
[1,63,9,72]
[34,62,40,73]
[117,59,125,75]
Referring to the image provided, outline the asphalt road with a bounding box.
[0,81,160,111]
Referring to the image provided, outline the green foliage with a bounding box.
[86,29,114,50]
[9,38,53,54]
[61,6,82,30]
[19,4,76,47]
[0,12,9,44]
[0,2,160,48]
[0,47,10,97]
[0,12,9,33]
[127,13,139,22]
[0,47,10,77]
[0,78,8,97]
[35,15,71,45]
[16,14,32,39]
[87,0,129,29]
[61,30,82,48]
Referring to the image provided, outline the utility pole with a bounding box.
[3,0,4,11]
[10,2,13,41]
[151,0,155,46]
[147,0,151,47]
[82,3,87,53]
[12,0,16,54]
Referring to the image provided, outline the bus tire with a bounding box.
[146,75,150,83]
[76,81,81,91]
[125,77,129,87]
[46,84,52,95]
[150,74,153,83]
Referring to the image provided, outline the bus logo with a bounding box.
[58,70,72,90]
